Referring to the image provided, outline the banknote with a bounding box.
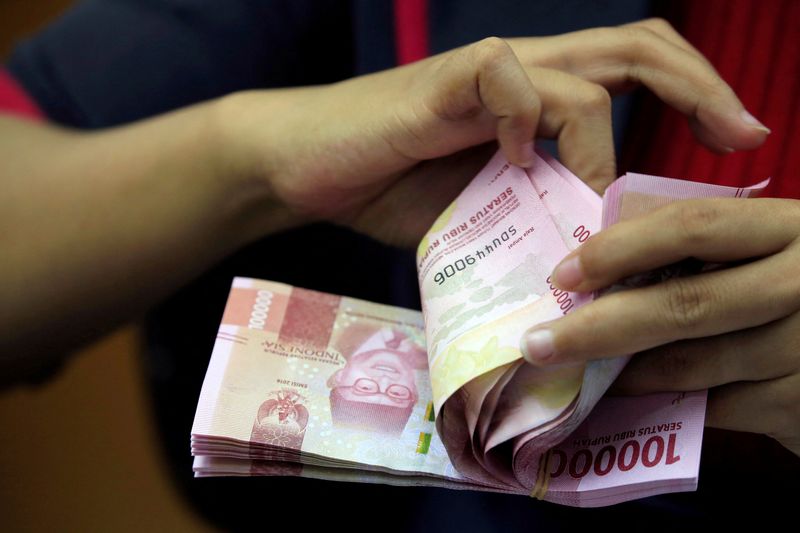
[192,149,766,506]
[415,150,767,499]
[191,278,462,483]
[192,278,707,506]
[603,171,769,228]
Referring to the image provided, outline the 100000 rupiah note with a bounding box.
[415,150,765,498]
[192,150,766,506]
[193,278,707,506]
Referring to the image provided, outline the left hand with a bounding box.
[520,197,800,456]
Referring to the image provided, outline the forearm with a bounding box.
[0,98,297,368]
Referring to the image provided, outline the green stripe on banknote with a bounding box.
[416,432,432,454]
[424,402,435,422]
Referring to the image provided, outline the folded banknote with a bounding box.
[191,150,766,506]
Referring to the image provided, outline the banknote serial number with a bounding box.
[248,290,274,330]
[433,225,517,285]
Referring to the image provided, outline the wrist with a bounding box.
[207,92,306,246]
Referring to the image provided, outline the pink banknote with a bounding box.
[414,149,767,503]
[192,278,706,506]
[191,149,767,507]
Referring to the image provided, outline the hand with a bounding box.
[220,19,769,248]
[521,198,800,456]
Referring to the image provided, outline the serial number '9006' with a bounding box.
[433,254,476,285]
[432,225,517,286]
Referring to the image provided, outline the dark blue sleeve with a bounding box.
[7,0,354,128]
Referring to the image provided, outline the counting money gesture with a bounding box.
[1,19,767,373]
[523,198,800,457]
[225,19,768,247]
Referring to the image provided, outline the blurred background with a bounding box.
[0,3,211,530]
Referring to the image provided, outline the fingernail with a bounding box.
[522,329,554,364]
[740,110,771,134]
[721,146,736,154]
[552,255,583,289]
[520,141,536,168]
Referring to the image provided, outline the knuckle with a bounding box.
[650,347,695,384]
[585,27,624,56]
[577,237,605,281]
[787,319,800,373]
[785,387,800,427]
[778,386,800,417]
[571,305,606,352]
[661,278,713,331]
[620,25,652,47]
[577,84,612,113]
[767,379,800,439]
[673,201,719,247]
[638,17,676,34]
[615,26,659,68]
[472,36,514,65]
[503,111,536,132]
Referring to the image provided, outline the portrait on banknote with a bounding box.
[326,325,427,435]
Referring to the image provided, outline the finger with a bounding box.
[509,20,770,152]
[550,199,800,292]
[521,249,800,365]
[420,37,542,167]
[624,20,762,154]
[522,67,616,192]
[630,19,778,152]
[625,18,713,67]
[612,311,800,395]
[706,373,800,454]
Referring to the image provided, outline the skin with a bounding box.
[523,199,800,457]
[1,19,769,387]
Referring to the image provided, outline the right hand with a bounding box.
[220,18,769,248]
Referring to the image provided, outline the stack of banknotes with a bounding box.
[191,150,766,507]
